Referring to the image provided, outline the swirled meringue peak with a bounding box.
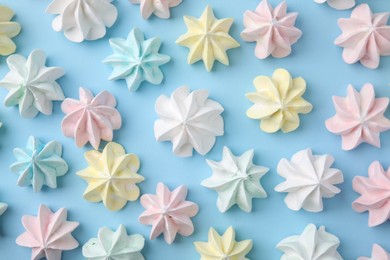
[154,86,224,157]
[103,27,171,92]
[325,83,390,151]
[353,161,390,227]
[314,0,355,10]
[130,0,182,20]
[241,0,302,59]
[277,224,342,260]
[46,0,118,42]
[246,68,312,133]
[61,87,122,150]
[0,49,65,118]
[0,6,21,56]
[334,4,390,69]
[358,244,390,260]
[275,148,343,212]
[202,146,268,213]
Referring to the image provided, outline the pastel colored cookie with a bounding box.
[130,0,182,19]
[0,5,21,56]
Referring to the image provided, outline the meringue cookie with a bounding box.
[202,146,268,213]
[139,182,199,244]
[241,0,302,59]
[10,136,69,193]
[61,87,122,150]
[154,86,224,157]
[194,226,253,260]
[358,244,390,260]
[0,202,7,216]
[325,83,390,151]
[129,0,182,19]
[16,204,79,260]
[82,224,145,260]
[277,224,342,260]
[103,27,171,92]
[352,161,390,227]
[77,142,144,211]
[314,0,355,10]
[0,6,21,56]
[275,148,343,212]
[0,49,65,118]
[46,0,118,42]
[176,5,240,72]
[246,68,313,133]
[334,4,390,69]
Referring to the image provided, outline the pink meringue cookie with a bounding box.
[334,4,390,69]
[325,83,390,150]
[139,182,199,244]
[352,161,390,227]
[61,87,122,150]
[241,0,302,59]
[358,244,390,260]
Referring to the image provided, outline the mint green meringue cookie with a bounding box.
[103,27,171,92]
[83,225,145,260]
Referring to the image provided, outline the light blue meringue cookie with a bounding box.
[103,27,171,92]
[82,224,145,260]
[10,136,68,192]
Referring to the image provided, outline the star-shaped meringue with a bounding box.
[241,0,302,59]
[0,5,21,56]
[103,27,171,92]
[129,0,182,20]
[0,49,65,118]
[10,136,69,193]
[352,161,390,227]
[246,68,313,133]
[275,148,344,212]
[334,4,390,69]
[154,86,224,157]
[176,5,240,72]
[314,0,355,10]
[325,83,390,151]
[77,142,144,211]
[194,226,253,260]
[82,224,145,260]
[201,146,268,213]
[139,182,199,244]
[61,87,122,150]
[16,204,79,260]
[358,244,390,260]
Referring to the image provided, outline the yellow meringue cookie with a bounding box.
[77,142,144,211]
[176,5,240,72]
[246,68,313,133]
[0,6,21,56]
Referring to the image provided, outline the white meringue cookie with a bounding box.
[275,148,343,212]
[46,0,118,42]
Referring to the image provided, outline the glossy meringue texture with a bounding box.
[82,224,145,260]
[246,68,313,133]
[277,224,342,260]
[358,244,390,260]
[154,86,224,157]
[202,146,268,213]
[0,49,65,118]
[103,27,171,92]
[46,0,118,42]
[194,226,253,260]
[61,87,122,150]
[10,136,69,193]
[16,204,79,260]
[0,5,21,56]
[325,83,390,151]
[275,148,343,212]
[334,4,390,69]
[129,0,182,20]
[77,142,144,211]
[139,182,199,244]
[352,161,390,227]
[241,0,302,59]
[314,0,355,10]
[176,5,240,72]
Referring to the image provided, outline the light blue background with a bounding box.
[0,0,390,259]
